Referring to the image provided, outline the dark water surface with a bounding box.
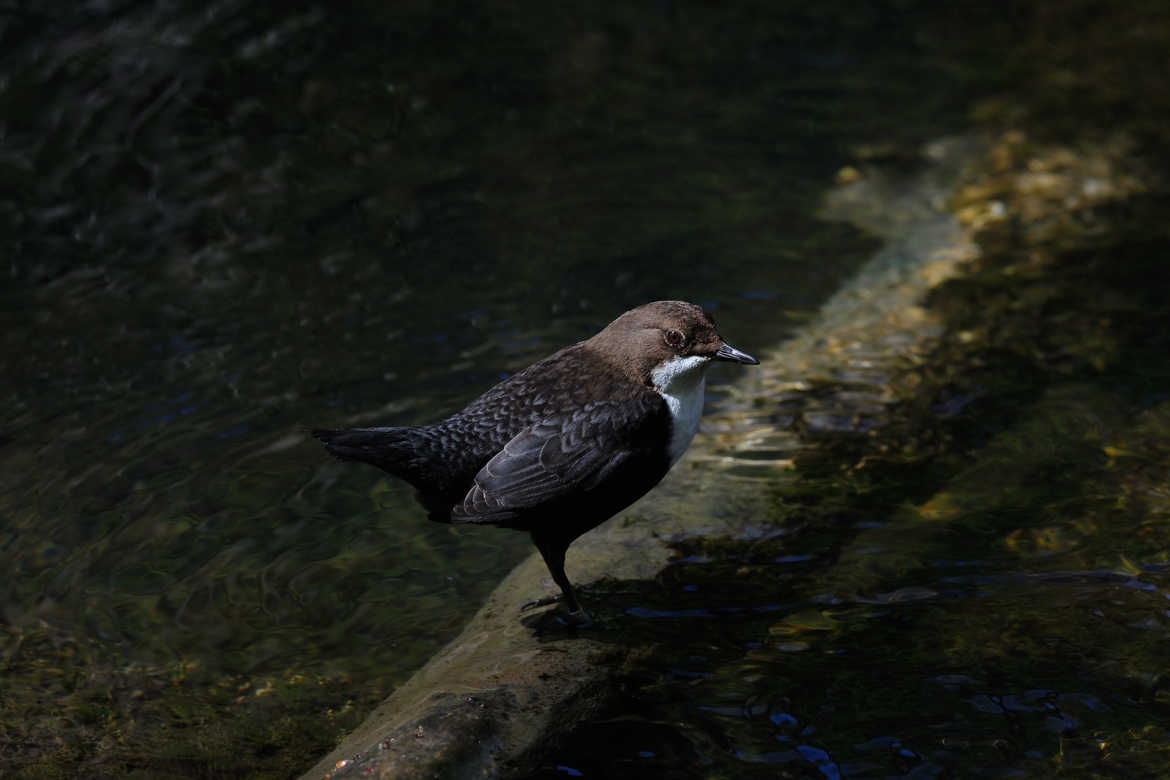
[3,1,1169,777]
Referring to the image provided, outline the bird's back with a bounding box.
[317,342,664,522]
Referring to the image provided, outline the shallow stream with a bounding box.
[2,2,1169,777]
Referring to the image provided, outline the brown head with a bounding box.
[585,300,759,385]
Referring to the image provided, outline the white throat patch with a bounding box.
[650,355,711,465]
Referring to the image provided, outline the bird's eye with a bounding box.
[664,329,685,348]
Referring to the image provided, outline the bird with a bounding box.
[313,300,759,624]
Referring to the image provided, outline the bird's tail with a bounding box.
[312,427,428,478]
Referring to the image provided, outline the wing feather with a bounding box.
[451,396,666,524]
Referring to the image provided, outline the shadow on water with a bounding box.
[2,0,1169,777]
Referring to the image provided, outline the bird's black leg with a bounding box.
[527,534,591,626]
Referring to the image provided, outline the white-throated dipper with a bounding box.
[313,300,759,624]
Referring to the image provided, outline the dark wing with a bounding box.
[451,395,668,524]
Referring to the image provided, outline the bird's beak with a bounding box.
[714,341,759,365]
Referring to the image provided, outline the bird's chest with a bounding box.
[651,356,709,466]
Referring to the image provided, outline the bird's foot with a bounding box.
[519,595,592,627]
[562,608,592,628]
[520,594,562,612]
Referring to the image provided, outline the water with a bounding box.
[523,206,1170,777]
[525,135,1170,777]
[3,1,1169,777]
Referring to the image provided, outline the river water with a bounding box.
[3,2,1169,777]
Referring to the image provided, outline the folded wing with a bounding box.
[451,396,667,524]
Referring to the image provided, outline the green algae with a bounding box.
[0,623,378,778]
